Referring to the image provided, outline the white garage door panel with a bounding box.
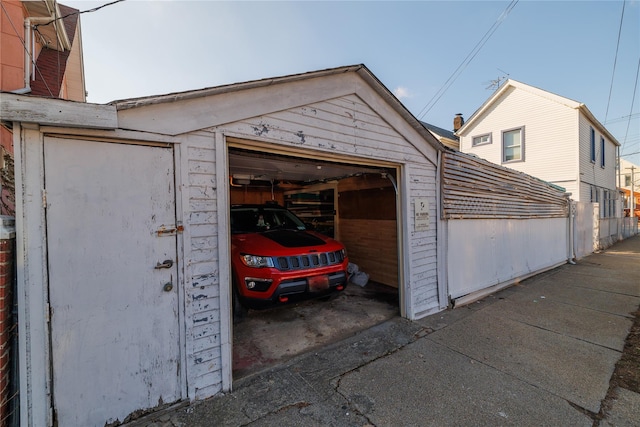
[45,138,181,426]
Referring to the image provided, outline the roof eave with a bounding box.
[578,104,621,146]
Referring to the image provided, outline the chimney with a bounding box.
[453,113,464,132]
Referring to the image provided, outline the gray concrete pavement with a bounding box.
[134,235,640,427]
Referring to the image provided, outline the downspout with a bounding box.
[11,18,33,95]
[566,193,576,264]
[13,13,69,96]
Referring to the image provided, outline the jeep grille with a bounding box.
[273,250,344,271]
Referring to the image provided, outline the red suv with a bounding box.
[231,204,349,316]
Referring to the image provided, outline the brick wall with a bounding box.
[0,216,15,425]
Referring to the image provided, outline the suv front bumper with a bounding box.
[238,270,348,309]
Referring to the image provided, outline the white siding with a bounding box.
[180,132,224,399]
[460,86,579,193]
[578,113,618,201]
[182,93,439,399]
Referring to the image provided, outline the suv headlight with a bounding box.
[241,254,275,268]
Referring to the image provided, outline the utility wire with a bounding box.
[620,55,640,155]
[417,0,519,120]
[35,0,126,28]
[605,112,640,125]
[604,0,626,122]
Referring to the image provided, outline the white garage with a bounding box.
[5,64,444,426]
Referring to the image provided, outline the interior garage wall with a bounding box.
[338,175,398,287]
[230,187,284,205]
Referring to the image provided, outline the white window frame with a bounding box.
[600,136,605,168]
[502,126,524,163]
[472,133,492,146]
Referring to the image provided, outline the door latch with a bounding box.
[155,259,174,269]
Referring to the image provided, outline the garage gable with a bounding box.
[114,65,441,163]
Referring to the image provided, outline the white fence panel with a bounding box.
[448,217,567,300]
[574,202,597,259]
[621,217,639,239]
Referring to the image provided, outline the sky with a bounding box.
[63,0,640,166]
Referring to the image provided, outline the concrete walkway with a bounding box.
[139,236,640,427]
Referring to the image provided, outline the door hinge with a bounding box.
[156,224,184,237]
[42,189,47,209]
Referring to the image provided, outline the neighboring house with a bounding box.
[456,80,620,219]
[421,115,461,150]
[0,0,85,214]
[619,158,640,217]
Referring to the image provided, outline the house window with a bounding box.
[472,133,491,146]
[600,137,605,168]
[502,127,524,162]
[590,127,596,163]
[625,174,631,187]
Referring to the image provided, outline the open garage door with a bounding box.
[227,144,403,377]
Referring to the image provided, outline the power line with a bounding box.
[417,0,519,120]
[604,0,626,122]
[34,0,126,29]
[605,112,640,125]
[620,55,640,154]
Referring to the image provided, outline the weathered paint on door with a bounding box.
[44,137,181,426]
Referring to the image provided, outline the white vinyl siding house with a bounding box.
[457,80,619,207]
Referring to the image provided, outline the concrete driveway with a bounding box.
[133,235,640,427]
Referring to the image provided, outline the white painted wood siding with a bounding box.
[460,86,579,193]
[181,93,439,398]
[179,132,224,399]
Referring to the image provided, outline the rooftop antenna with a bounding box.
[485,68,510,91]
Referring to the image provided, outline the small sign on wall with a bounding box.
[415,198,429,231]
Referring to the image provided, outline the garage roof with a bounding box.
[112,64,444,152]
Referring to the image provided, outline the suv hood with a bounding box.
[232,229,343,255]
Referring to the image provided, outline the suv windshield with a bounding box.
[231,206,306,234]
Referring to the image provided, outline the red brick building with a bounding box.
[1,0,86,215]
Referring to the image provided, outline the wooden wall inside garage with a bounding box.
[337,175,398,288]
[230,186,285,205]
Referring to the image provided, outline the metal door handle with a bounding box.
[155,259,174,269]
